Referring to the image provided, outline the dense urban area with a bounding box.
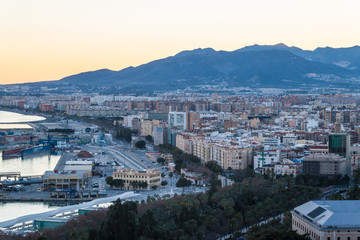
[1,90,360,240]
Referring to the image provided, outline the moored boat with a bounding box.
[21,145,51,158]
[1,147,26,159]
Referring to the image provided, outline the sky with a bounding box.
[1,0,360,84]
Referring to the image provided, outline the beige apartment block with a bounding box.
[210,145,252,170]
[193,139,213,163]
[140,120,153,137]
[113,168,161,190]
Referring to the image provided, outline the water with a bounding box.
[0,110,58,175]
[0,154,61,176]
[0,111,45,123]
[0,202,59,222]
[0,111,66,224]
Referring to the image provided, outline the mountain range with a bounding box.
[36,43,360,92]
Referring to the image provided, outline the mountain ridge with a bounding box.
[24,44,360,92]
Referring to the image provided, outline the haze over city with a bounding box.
[1,0,360,84]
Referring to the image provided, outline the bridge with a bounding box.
[0,191,140,231]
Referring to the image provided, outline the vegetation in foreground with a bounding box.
[4,172,319,240]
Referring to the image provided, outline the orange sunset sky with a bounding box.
[1,0,360,84]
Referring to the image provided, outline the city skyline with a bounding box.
[1,0,360,84]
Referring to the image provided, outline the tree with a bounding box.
[135,140,146,149]
[157,157,166,165]
[130,181,139,189]
[115,127,132,142]
[205,161,222,174]
[145,135,153,142]
[138,210,159,239]
[138,181,148,189]
[175,159,186,172]
[176,177,191,191]
[348,169,360,199]
[105,176,113,185]
[111,179,124,188]
[184,219,198,237]
[161,181,168,186]
[169,172,174,178]
[99,199,138,240]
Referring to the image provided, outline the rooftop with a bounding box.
[303,153,345,162]
[294,200,360,229]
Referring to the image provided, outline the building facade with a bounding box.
[329,133,350,158]
[302,154,347,177]
[112,168,161,190]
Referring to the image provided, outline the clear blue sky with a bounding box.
[1,0,359,84]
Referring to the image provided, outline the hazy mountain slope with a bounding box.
[59,48,353,89]
[238,43,360,70]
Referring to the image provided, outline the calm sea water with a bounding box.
[0,111,45,124]
[0,202,59,222]
[0,154,61,176]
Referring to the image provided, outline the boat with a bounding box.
[2,147,26,159]
[21,145,51,158]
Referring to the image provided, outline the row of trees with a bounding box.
[106,176,148,190]
[105,176,124,188]
[115,126,132,142]
[243,218,311,240]
[328,169,360,200]
[295,174,350,187]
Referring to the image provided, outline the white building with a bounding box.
[64,161,93,176]
[274,160,300,177]
[282,134,297,145]
[254,150,280,172]
[263,137,280,146]
[168,112,187,131]
[123,115,138,128]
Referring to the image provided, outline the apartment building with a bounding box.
[303,154,347,177]
[274,160,301,177]
[253,150,281,172]
[112,168,161,190]
[168,111,187,130]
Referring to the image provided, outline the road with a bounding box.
[82,145,148,170]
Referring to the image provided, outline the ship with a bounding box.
[2,147,26,159]
[21,145,51,158]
